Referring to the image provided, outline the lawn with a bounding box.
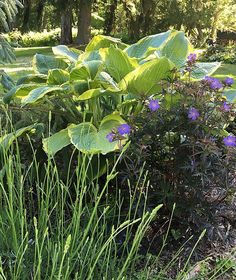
[1,47,52,82]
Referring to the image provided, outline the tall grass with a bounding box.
[0,132,234,279]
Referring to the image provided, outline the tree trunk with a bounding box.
[61,8,73,45]
[104,0,118,35]
[76,0,92,45]
[36,0,46,31]
[21,0,31,33]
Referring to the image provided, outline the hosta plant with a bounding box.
[1,31,222,163]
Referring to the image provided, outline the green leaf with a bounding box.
[97,71,120,91]
[70,65,90,81]
[223,89,236,103]
[159,31,191,68]
[79,50,101,62]
[86,35,128,52]
[78,88,120,101]
[33,54,68,74]
[0,125,36,151]
[72,80,89,95]
[21,86,65,105]
[191,62,221,80]
[68,114,126,154]
[83,60,103,80]
[3,84,40,103]
[78,88,104,100]
[43,128,71,156]
[17,74,47,85]
[52,45,80,62]
[119,57,174,96]
[47,69,69,85]
[125,30,173,58]
[100,46,138,82]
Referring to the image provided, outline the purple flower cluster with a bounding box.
[223,135,236,147]
[204,76,223,90]
[187,53,197,64]
[188,107,200,121]
[224,77,234,87]
[222,101,231,112]
[106,124,131,143]
[148,99,160,112]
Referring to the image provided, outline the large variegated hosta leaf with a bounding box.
[86,35,128,52]
[125,30,173,59]
[0,125,36,152]
[3,83,66,104]
[21,86,66,105]
[17,74,47,85]
[190,62,221,80]
[99,45,138,82]
[3,83,40,103]
[119,57,175,96]
[158,31,192,68]
[47,69,69,85]
[52,45,81,62]
[43,114,128,155]
[33,54,68,74]
[43,128,71,156]
[223,89,236,103]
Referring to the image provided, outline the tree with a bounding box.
[36,0,47,31]
[104,0,118,35]
[76,0,93,45]
[21,0,32,32]
[0,0,23,64]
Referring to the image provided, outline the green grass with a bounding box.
[0,47,53,91]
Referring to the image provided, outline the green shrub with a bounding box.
[200,44,236,64]
[118,62,236,236]
[3,28,103,47]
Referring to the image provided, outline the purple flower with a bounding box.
[117,124,131,136]
[223,135,236,147]
[204,76,223,90]
[148,99,160,112]
[106,132,115,142]
[187,53,197,63]
[224,77,234,87]
[188,108,200,121]
[222,101,231,112]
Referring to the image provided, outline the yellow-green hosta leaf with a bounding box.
[43,128,71,156]
[82,60,104,80]
[190,62,221,80]
[21,86,65,105]
[33,54,68,74]
[0,125,36,151]
[119,57,175,96]
[223,89,236,103]
[17,74,47,85]
[159,31,192,68]
[47,69,69,85]
[68,114,127,154]
[52,45,80,62]
[125,30,173,59]
[3,83,41,103]
[70,65,90,81]
[100,46,138,82]
[86,35,127,52]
